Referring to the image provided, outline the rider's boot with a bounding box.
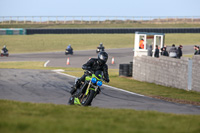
[70,79,81,95]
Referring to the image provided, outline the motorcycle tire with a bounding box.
[81,90,95,106]
[68,96,75,105]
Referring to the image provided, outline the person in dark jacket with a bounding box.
[154,45,159,58]
[169,44,177,58]
[195,46,200,55]
[177,45,183,59]
[194,45,198,55]
[161,47,169,56]
[70,51,110,95]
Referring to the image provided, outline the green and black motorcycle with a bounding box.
[68,70,103,106]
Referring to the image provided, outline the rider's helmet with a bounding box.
[99,43,103,47]
[98,51,108,65]
[4,45,6,48]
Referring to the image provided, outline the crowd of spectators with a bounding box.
[148,44,200,59]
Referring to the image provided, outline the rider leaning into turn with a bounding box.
[2,45,8,53]
[70,51,110,95]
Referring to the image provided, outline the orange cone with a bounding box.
[111,57,115,64]
[66,58,70,65]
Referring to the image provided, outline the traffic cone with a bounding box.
[66,58,70,65]
[111,57,115,64]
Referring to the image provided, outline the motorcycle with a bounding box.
[1,50,9,57]
[68,70,104,106]
[65,48,73,55]
[96,46,105,53]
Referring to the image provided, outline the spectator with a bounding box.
[161,47,169,56]
[169,44,177,58]
[139,39,144,49]
[196,46,200,55]
[177,45,183,59]
[194,45,200,55]
[154,45,159,58]
[147,45,152,56]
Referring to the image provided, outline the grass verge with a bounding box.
[0,61,200,105]
[0,100,200,133]
[0,34,200,53]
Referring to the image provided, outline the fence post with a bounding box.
[56,16,58,24]
[2,17,4,24]
[16,17,18,24]
[32,17,34,24]
[40,16,42,24]
[89,16,91,24]
[98,17,100,24]
[192,16,194,23]
[64,16,66,24]
[24,16,26,24]
[9,16,11,24]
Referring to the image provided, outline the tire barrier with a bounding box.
[26,28,200,34]
[0,28,26,35]
[119,62,133,77]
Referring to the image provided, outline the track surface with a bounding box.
[0,46,194,69]
[0,69,199,114]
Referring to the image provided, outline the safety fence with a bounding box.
[0,16,200,24]
[26,28,200,34]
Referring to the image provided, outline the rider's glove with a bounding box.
[104,78,110,83]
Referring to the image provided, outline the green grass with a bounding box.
[0,100,200,133]
[0,61,200,104]
[0,34,200,54]
[1,23,200,28]
[0,34,134,53]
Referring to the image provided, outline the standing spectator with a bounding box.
[195,46,200,55]
[194,45,198,55]
[147,45,152,56]
[169,44,177,58]
[139,39,144,49]
[177,45,183,59]
[154,45,159,58]
[161,47,169,56]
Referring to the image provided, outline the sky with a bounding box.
[0,0,200,17]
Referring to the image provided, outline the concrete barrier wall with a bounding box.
[132,55,196,91]
[192,56,200,92]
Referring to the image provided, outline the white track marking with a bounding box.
[54,70,145,97]
[55,71,76,79]
[103,84,144,97]
[44,60,50,67]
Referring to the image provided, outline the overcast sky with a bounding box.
[0,0,200,16]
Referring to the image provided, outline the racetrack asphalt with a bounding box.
[0,68,200,114]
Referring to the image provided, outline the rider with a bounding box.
[2,45,8,53]
[66,44,73,53]
[98,43,105,51]
[70,51,110,95]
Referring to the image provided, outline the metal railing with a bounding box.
[0,16,200,24]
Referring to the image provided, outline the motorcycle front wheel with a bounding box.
[81,90,95,106]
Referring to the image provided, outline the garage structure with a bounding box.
[134,32,165,57]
